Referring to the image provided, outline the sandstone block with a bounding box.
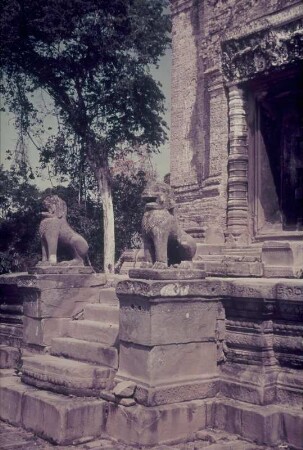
[97,287,119,304]
[67,320,119,346]
[22,389,106,444]
[117,278,229,298]
[23,317,69,347]
[84,303,119,323]
[0,377,35,425]
[22,354,115,394]
[106,400,209,446]
[118,397,136,406]
[282,411,303,449]
[241,407,281,445]
[23,286,102,319]
[133,376,218,407]
[51,337,118,368]
[118,341,217,388]
[119,297,218,346]
[212,399,303,448]
[113,380,136,398]
[213,401,242,436]
[16,272,106,290]
[129,268,206,280]
[262,241,303,267]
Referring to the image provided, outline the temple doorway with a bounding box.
[249,63,303,237]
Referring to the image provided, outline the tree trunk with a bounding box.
[95,164,115,273]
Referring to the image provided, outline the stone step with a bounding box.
[195,255,223,262]
[51,337,118,368]
[67,320,119,345]
[22,354,116,396]
[98,287,119,305]
[225,249,261,256]
[204,261,263,277]
[84,303,119,323]
[0,376,107,444]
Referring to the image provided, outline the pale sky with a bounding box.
[0,49,172,187]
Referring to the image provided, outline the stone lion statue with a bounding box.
[38,195,89,266]
[141,181,197,269]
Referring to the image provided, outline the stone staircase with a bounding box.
[21,287,120,397]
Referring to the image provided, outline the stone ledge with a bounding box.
[28,266,95,275]
[0,272,107,289]
[117,276,303,300]
[220,365,303,407]
[129,268,206,280]
[117,278,226,298]
[1,375,302,448]
[0,376,107,444]
[211,398,303,449]
[134,376,218,407]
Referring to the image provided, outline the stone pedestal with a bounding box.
[4,271,106,352]
[115,275,221,406]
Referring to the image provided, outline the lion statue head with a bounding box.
[42,195,67,219]
[142,181,176,214]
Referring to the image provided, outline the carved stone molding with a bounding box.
[222,18,303,82]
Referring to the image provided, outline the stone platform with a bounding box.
[1,273,302,448]
[0,419,271,450]
[1,373,302,447]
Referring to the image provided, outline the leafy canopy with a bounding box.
[1,0,171,163]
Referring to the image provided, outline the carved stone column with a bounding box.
[226,85,249,245]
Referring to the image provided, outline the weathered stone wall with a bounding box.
[170,0,302,242]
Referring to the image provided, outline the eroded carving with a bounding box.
[141,181,197,269]
[38,195,89,266]
[222,19,303,82]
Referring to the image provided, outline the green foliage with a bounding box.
[1,0,170,160]
[113,170,147,254]
[0,167,41,273]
